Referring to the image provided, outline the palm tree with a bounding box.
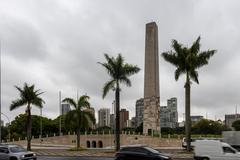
[162,36,216,151]
[99,53,140,151]
[62,95,95,149]
[10,83,44,151]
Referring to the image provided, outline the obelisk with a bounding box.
[143,22,161,135]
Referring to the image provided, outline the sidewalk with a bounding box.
[33,149,115,157]
[32,148,193,159]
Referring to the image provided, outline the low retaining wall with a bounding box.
[11,134,182,148]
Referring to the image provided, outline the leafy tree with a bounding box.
[62,95,95,149]
[1,126,9,142]
[99,54,140,151]
[122,127,135,134]
[52,115,68,135]
[162,37,216,151]
[232,120,240,131]
[192,119,224,134]
[135,123,143,134]
[161,127,175,135]
[10,83,44,150]
[9,114,54,139]
[94,126,112,134]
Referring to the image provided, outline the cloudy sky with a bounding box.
[0,0,240,123]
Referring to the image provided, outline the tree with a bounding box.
[10,83,44,150]
[192,119,225,134]
[62,95,95,149]
[162,37,216,151]
[94,126,112,134]
[9,114,54,139]
[135,123,143,134]
[99,53,140,151]
[232,120,240,131]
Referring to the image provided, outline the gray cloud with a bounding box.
[0,0,240,123]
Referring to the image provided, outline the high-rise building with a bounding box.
[143,22,161,134]
[120,108,129,130]
[136,98,144,127]
[168,97,178,128]
[160,97,178,128]
[86,107,96,129]
[225,114,240,129]
[98,108,110,127]
[160,106,169,128]
[61,103,71,115]
[131,117,136,128]
[110,114,115,130]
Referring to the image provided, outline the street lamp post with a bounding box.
[1,113,10,142]
[40,107,42,141]
[112,100,115,149]
[59,91,62,136]
[0,41,2,143]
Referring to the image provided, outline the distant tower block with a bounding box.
[143,22,161,135]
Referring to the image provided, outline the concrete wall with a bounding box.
[11,133,181,148]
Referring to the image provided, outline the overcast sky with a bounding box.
[0,0,240,124]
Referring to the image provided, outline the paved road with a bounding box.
[38,156,113,160]
[38,156,193,160]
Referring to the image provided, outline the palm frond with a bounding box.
[32,97,45,108]
[10,99,26,111]
[195,50,216,68]
[98,62,115,78]
[78,95,90,109]
[190,36,201,55]
[82,110,96,126]
[62,98,77,109]
[162,52,179,67]
[102,80,116,98]
[15,85,24,94]
[34,89,45,96]
[123,64,140,77]
[172,39,183,55]
[65,110,79,126]
[116,54,124,70]
[190,70,199,84]
[10,83,44,111]
[100,54,117,77]
[175,68,185,81]
[120,77,131,87]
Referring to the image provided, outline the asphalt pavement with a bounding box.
[38,156,113,160]
[38,156,193,160]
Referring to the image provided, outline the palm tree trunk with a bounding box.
[115,86,120,151]
[77,113,81,149]
[77,128,80,149]
[26,105,32,151]
[185,75,191,151]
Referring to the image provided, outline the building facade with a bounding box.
[167,97,178,128]
[98,108,110,127]
[160,97,178,128]
[120,108,129,130]
[136,98,144,127]
[61,103,71,115]
[110,114,115,130]
[225,114,240,129]
[86,107,96,129]
[126,117,136,128]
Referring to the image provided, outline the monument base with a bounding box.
[143,96,161,135]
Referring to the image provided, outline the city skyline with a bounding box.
[1,0,240,122]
